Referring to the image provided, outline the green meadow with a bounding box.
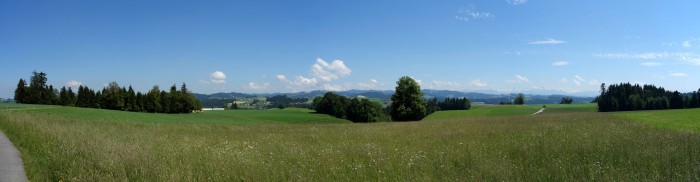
[8,103,349,125]
[1,103,699,181]
[616,108,700,133]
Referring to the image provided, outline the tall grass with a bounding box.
[1,108,699,181]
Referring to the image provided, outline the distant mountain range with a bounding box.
[194,89,596,107]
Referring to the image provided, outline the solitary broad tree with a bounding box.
[390,76,427,121]
[560,97,573,104]
[514,93,525,105]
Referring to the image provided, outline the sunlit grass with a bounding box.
[11,105,349,125]
[615,108,700,133]
[0,103,699,181]
[422,105,540,121]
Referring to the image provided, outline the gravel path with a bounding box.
[0,131,27,182]
[532,108,545,115]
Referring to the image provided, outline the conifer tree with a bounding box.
[14,79,27,103]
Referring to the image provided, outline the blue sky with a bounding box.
[1,0,699,98]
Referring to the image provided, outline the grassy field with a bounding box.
[615,108,700,133]
[423,104,542,121]
[1,103,699,181]
[4,103,348,125]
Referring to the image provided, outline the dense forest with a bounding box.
[14,71,202,113]
[597,83,700,112]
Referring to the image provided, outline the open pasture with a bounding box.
[1,103,699,181]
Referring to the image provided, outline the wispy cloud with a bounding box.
[572,75,586,86]
[65,80,82,87]
[455,5,494,22]
[669,72,688,77]
[641,62,662,67]
[594,52,700,65]
[515,75,529,82]
[246,82,270,91]
[503,51,523,56]
[357,79,382,89]
[593,52,669,59]
[506,0,527,5]
[552,61,570,66]
[322,84,344,91]
[528,39,566,45]
[422,80,463,89]
[507,75,530,83]
[471,79,488,87]
[679,55,700,65]
[682,40,693,48]
[664,38,696,48]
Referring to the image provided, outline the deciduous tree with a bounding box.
[390,76,426,121]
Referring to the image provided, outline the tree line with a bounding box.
[426,97,472,114]
[597,83,700,112]
[266,95,309,109]
[14,71,202,113]
[313,92,388,123]
[314,77,473,122]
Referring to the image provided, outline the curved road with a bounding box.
[0,131,27,182]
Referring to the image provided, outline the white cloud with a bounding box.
[275,58,354,91]
[528,39,566,45]
[669,72,688,77]
[570,75,587,86]
[561,78,568,83]
[588,79,599,86]
[294,76,317,86]
[506,0,527,5]
[552,61,569,66]
[418,80,464,90]
[246,82,270,91]
[471,79,488,87]
[682,40,692,48]
[311,58,352,82]
[210,71,226,84]
[65,80,82,87]
[357,79,382,89]
[641,62,663,67]
[515,74,529,82]
[678,54,700,65]
[322,84,344,91]
[594,52,700,66]
[455,5,494,22]
[431,80,460,88]
[503,51,523,56]
[593,52,669,59]
[276,74,287,81]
